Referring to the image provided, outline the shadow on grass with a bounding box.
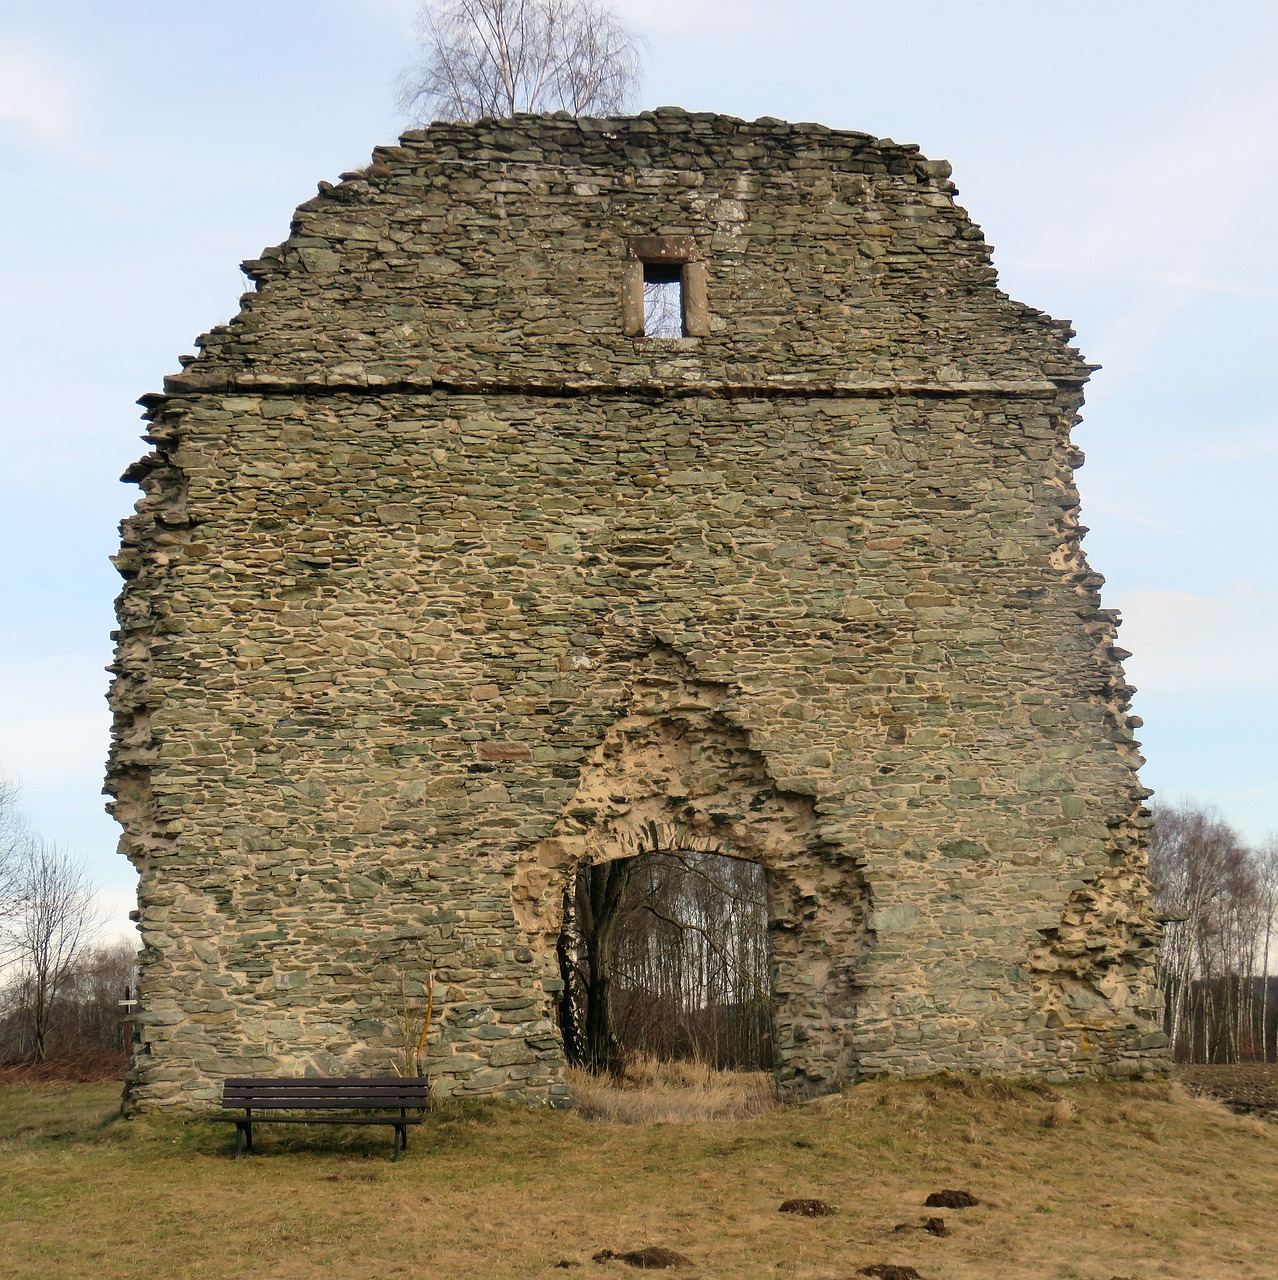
[129,1096,592,1164]
[0,1083,127,1148]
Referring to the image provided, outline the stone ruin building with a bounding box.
[107,109,1169,1111]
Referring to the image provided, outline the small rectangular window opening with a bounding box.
[643,263,684,338]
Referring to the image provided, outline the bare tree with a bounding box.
[399,0,644,123]
[558,836,774,1076]
[0,939,139,1062]
[3,839,99,1062]
[560,857,634,1075]
[1151,801,1278,1063]
[0,773,26,941]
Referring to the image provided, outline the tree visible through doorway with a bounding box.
[557,831,773,1076]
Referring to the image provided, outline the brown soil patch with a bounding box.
[1176,1063,1278,1121]
[894,1218,949,1237]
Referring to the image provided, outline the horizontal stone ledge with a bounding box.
[147,373,1083,405]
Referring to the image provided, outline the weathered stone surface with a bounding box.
[107,111,1165,1112]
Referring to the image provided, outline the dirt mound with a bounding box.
[923,1189,978,1209]
[779,1198,835,1216]
[857,1266,927,1280]
[592,1246,694,1269]
[894,1218,949,1237]
[0,1048,126,1085]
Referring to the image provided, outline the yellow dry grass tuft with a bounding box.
[1042,1098,1078,1129]
[568,1055,778,1123]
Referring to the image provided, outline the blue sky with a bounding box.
[1,0,1275,941]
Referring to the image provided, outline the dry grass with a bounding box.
[0,1049,127,1086]
[568,1055,778,1123]
[1,1074,1277,1279]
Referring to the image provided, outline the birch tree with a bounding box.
[0,774,24,941]
[559,844,773,1075]
[1150,801,1278,1063]
[4,839,99,1062]
[399,0,644,123]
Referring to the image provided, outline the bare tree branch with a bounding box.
[0,772,26,939]
[398,0,644,123]
[2,838,100,1062]
[1151,800,1278,1063]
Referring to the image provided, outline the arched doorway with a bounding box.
[557,839,774,1076]
[513,649,872,1096]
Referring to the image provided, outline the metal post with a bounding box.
[118,986,138,1057]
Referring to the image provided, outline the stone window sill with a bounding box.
[631,337,703,352]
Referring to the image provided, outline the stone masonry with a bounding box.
[107,109,1168,1110]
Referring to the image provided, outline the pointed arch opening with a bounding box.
[513,648,873,1097]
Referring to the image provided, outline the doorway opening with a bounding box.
[557,842,774,1078]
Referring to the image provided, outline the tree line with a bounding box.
[558,839,774,1077]
[0,775,134,1065]
[1149,800,1278,1063]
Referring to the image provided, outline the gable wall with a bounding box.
[108,112,1166,1109]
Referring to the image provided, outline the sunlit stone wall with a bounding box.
[107,110,1167,1111]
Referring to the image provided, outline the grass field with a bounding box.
[1,1074,1276,1280]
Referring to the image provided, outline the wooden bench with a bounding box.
[213,1076,430,1160]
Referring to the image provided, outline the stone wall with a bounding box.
[108,111,1167,1110]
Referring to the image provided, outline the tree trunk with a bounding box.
[576,860,632,1076]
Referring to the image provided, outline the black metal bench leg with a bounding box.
[393,1125,403,1161]
[235,1122,245,1160]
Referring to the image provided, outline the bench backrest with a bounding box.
[222,1076,431,1110]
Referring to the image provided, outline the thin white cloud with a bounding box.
[1116,584,1278,696]
[1002,29,1278,395]
[0,707,111,794]
[0,656,112,793]
[1147,430,1278,469]
[0,39,82,144]
[1078,422,1278,559]
[1146,272,1278,300]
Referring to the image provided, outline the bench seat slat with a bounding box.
[225,1077,419,1087]
[223,1089,429,1098]
[222,1086,430,1095]
[223,1080,429,1105]
[222,1101,428,1111]
[225,1090,430,1100]
[224,1081,428,1089]
[211,1115,424,1125]
[223,1086,430,1095]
